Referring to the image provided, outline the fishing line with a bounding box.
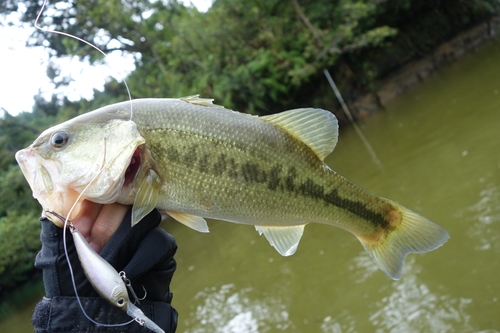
[59,140,134,327]
[62,199,134,328]
[35,0,135,327]
[323,69,383,169]
[35,0,134,120]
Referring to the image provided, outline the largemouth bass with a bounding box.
[16,96,449,279]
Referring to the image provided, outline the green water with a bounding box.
[2,39,500,332]
[0,280,44,332]
[167,39,500,332]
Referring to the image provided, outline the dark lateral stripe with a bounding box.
[162,144,388,228]
[298,178,388,227]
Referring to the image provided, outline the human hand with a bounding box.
[72,200,129,253]
[33,203,178,332]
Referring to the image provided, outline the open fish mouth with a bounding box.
[16,148,43,195]
[15,149,102,224]
[16,147,81,225]
[15,142,143,226]
[124,146,142,187]
[16,147,57,203]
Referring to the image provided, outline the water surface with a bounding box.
[166,39,500,332]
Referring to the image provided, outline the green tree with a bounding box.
[7,0,496,115]
[0,211,41,291]
[5,0,401,113]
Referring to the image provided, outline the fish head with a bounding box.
[16,111,145,225]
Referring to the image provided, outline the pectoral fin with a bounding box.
[167,211,210,233]
[255,225,306,256]
[131,169,161,226]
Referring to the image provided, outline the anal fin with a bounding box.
[167,211,210,233]
[255,225,306,256]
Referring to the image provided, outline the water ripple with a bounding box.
[369,271,473,333]
[183,283,292,333]
[467,183,500,252]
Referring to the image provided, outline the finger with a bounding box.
[72,200,103,239]
[89,203,130,253]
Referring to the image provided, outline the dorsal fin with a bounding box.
[181,95,225,108]
[261,108,338,161]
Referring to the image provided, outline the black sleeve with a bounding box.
[32,209,178,333]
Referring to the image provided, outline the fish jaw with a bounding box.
[16,147,47,198]
[16,118,146,225]
[15,146,82,225]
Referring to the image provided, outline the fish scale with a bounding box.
[15,96,449,279]
[143,117,325,222]
[142,120,378,231]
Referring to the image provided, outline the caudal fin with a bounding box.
[357,204,450,280]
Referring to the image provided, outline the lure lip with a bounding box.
[126,302,165,333]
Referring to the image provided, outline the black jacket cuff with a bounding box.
[32,296,177,333]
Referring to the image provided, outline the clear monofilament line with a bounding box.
[60,167,134,328]
[323,69,383,170]
[34,2,137,324]
[57,134,133,327]
[35,0,134,120]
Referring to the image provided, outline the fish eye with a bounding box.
[50,131,70,149]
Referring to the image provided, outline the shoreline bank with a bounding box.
[346,16,500,119]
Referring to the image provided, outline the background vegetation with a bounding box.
[0,0,498,296]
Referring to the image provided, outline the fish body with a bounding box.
[16,96,449,279]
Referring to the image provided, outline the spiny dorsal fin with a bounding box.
[181,95,225,109]
[261,108,338,161]
[255,224,306,256]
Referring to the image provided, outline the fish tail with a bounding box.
[356,203,449,280]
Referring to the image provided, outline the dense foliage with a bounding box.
[0,0,498,290]
[8,0,499,113]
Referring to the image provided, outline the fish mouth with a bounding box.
[124,145,143,187]
[16,148,40,193]
[15,146,82,225]
[16,147,56,200]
